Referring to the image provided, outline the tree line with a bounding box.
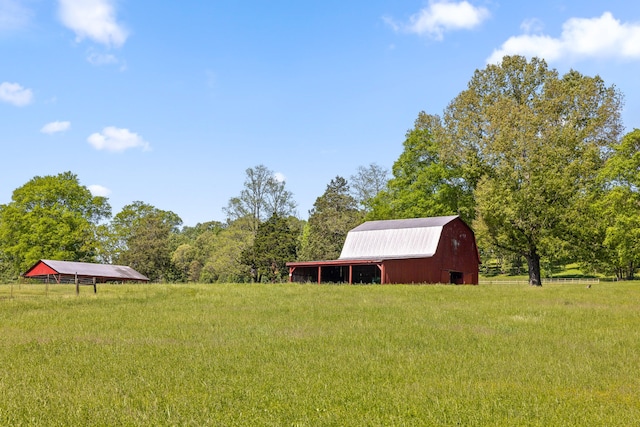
[1,56,639,285]
[0,164,385,283]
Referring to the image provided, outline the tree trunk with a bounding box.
[526,250,542,286]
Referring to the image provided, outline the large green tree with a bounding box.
[440,56,623,285]
[299,176,362,261]
[0,172,111,279]
[110,201,182,282]
[367,111,474,223]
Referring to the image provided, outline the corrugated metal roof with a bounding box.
[339,215,459,260]
[37,260,149,281]
[349,215,459,232]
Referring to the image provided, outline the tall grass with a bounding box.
[1,282,639,426]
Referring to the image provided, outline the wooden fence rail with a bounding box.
[480,278,600,285]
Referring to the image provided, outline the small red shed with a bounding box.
[23,259,149,284]
[287,215,479,284]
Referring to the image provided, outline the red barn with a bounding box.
[23,259,149,284]
[287,215,479,284]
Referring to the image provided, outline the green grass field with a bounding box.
[1,282,639,426]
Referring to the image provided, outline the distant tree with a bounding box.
[299,176,363,261]
[121,215,178,281]
[242,214,297,282]
[172,243,199,282]
[171,221,226,282]
[169,218,256,283]
[200,218,253,283]
[601,190,640,279]
[176,221,225,245]
[367,112,474,223]
[590,129,640,279]
[349,163,389,213]
[0,171,111,279]
[439,55,623,286]
[265,177,298,222]
[286,215,306,258]
[110,201,182,282]
[224,165,297,234]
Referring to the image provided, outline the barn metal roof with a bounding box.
[339,215,459,260]
[30,260,149,281]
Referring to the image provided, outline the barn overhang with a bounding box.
[286,259,385,284]
[287,254,478,285]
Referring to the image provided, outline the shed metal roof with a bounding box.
[25,260,149,281]
[339,215,459,260]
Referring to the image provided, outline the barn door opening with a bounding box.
[351,265,381,284]
[449,271,463,285]
[321,266,349,283]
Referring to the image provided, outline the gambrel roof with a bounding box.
[339,215,459,260]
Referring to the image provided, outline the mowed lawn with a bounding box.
[1,282,639,426]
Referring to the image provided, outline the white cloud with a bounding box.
[389,0,490,40]
[58,0,128,48]
[0,81,33,106]
[88,184,111,197]
[0,0,32,31]
[273,172,286,183]
[488,12,640,64]
[87,126,151,152]
[488,34,563,63]
[41,121,71,134]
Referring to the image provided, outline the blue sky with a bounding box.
[2,1,639,226]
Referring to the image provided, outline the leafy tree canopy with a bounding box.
[590,129,640,279]
[0,171,111,278]
[440,55,623,285]
[349,163,389,213]
[299,176,363,261]
[110,201,182,282]
[242,214,297,282]
[367,112,474,223]
[200,218,254,283]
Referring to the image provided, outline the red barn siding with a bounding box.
[381,218,479,284]
[435,218,480,284]
[382,258,441,284]
[287,216,480,285]
[25,261,57,276]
